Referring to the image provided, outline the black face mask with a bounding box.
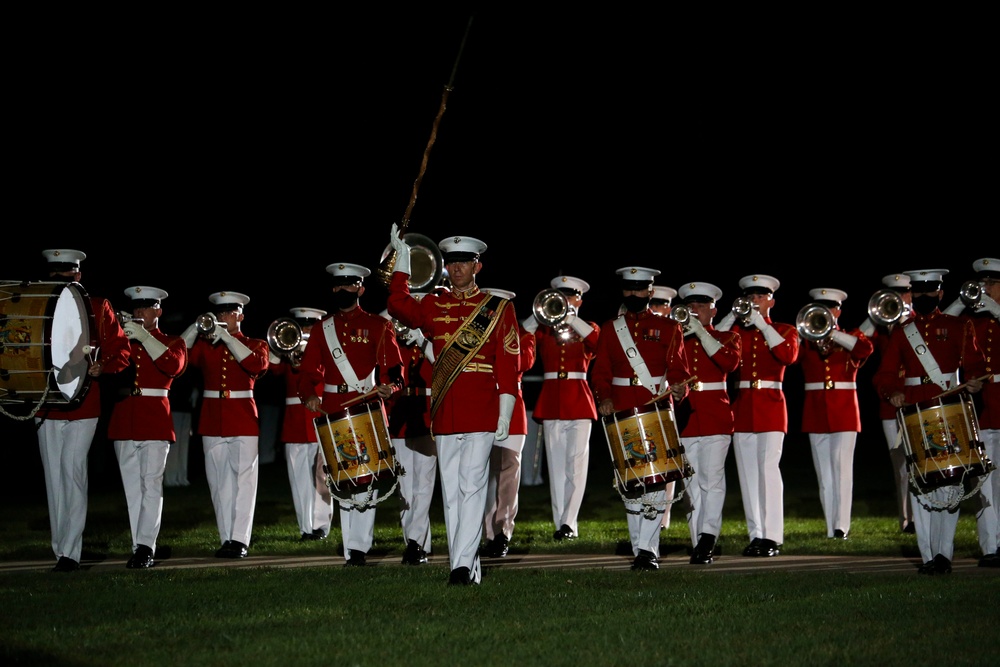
[912,294,940,315]
[332,290,359,310]
[622,295,650,313]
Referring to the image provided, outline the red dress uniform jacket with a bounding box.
[799,327,874,433]
[106,328,187,441]
[529,320,600,421]
[869,326,903,421]
[591,310,690,412]
[971,313,999,429]
[271,360,323,444]
[681,328,741,437]
[296,306,404,413]
[37,296,131,421]
[731,318,799,433]
[386,341,434,438]
[386,278,521,435]
[511,324,536,436]
[188,333,269,437]
[873,310,986,406]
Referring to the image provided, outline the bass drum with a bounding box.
[0,281,95,409]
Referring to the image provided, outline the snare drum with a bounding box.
[898,394,993,493]
[603,399,693,493]
[314,399,398,493]
[0,281,95,407]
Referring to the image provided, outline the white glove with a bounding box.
[684,315,705,337]
[123,321,150,343]
[715,311,735,332]
[217,326,252,362]
[389,223,411,276]
[978,294,1000,319]
[495,393,516,442]
[269,350,282,365]
[521,316,538,334]
[748,308,767,330]
[750,312,786,348]
[695,326,723,356]
[829,329,858,351]
[569,316,594,339]
[402,327,425,348]
[421,337,435,363]
[858,318,876,337]
[181,322,198,349]
[941,297,965,316]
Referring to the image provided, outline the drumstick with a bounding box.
[339,388,381,408]
[646,375,698,405]
[933,374,993,399]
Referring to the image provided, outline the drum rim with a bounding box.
[899,393,970,415]
[603,399,673,423]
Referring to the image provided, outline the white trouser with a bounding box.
[313,450,333,533]
[624,487,667,556]
[542,419,591,534]
[809,431,857,537]
[681,433,731,545]
[733,431,785,544]
[437,431,494,584]
[203,435,259,547]
[911,485,962,563]
[520,413,545,486]
[659,482,676,530]
[36,417,97,563]
[339,488,379,560]
[165,411,192,486]
[976,428,1000,555]
[485,435,525,541]
[114,439,170,552]
[394,434,437,552]
[882,418,913,530]
[285,441,321,535]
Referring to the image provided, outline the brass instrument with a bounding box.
[267,317,308,364]
[732,296,757,325]
[378,233,445,292]
[196,312,227,338]
[867,289,906,327]
[532,288,578,338]
[959,280,983,309]
[116,311,143,326]
[797,302,834,354]
[670,304,690,327]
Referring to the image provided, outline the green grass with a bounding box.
[1,439,998,666]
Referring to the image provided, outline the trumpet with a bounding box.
[732,296,758,325]
[959,280,983,309]
[116,311,143,326]
[670,304,690,327]
[867,289,907,327]
[267,317,308,364]
[532,288,578,338]
[796,302,834,354]
[196,312,227,338]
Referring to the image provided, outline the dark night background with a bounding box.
[2,9,992,500]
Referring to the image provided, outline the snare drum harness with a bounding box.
[902,321,951,390]
[321,318,376,396]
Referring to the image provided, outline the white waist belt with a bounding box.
[203,390,253,399]
[804,382,857,391]
[691,382,727,392]
[324,383,371,394]
[543,372,587,380]
[737,380,782,390]
[611,377,660,391]
[904,371,959,387]
[134,388,169,398]
[285,397,302,405]
[993,374,1000,383]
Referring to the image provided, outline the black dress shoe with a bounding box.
[344,549,367,566]
[690,533,716,565]
[448,566,471,585]
[742,538,762,557]
[984,553,1000,568]
[832,529,848,540]
[757,539,780,557]
[312,528,328,540]
[553,524,578,541]
[52,556,80,572]
[126,544,155,569]
[902,523,916,534]
[215,540,234,558]
[401,539,429,565]
[932,554,952,574]
[482,534,509,558]
[218,541,248,559]
[918,560,937,574]
[631,549,659,571]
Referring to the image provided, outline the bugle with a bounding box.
[267,317,308,363]
[867,289,906,327]
[670,304,690,326]
[196,312,227,338]
[732,296,757,325]
[796,303,834,354]
[959,280,983,309]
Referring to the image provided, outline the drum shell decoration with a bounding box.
[314,399,397,492]
[603,399,693,493]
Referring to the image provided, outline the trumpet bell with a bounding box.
[959,280,983,309]
[732,296,757,324]
[670,304,690,326]
[532,288,569,328]
[868,289,905,327]
[196,312,226,335]
[267,318,304,353]
[796,303,834,342]
[377,232,445,292]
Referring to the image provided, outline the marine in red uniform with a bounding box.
[380,302,437,565]
[591,266,690,571]
[521,275,600,541]
[716,273,799,558]
[481,288,534,559]
[648,285,681,533]
[298,263,404,567]
[268,307,331,542]
[873,269,986,574]
[107,286,187,569]
[386,228,520,586]
[797,288,873,540]
[35,249,131,572]
[860,273,915,533]
[675,281,741,565]
[181,291,270,559]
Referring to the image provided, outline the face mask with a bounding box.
[912,294,940,315]
[622,295,650,313]
[332,290,359,310]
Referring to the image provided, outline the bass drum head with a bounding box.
[50,283,92,403]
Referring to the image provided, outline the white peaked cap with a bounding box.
[808,288,847,305]
[550,275,590,294]
[738,274,780,293]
